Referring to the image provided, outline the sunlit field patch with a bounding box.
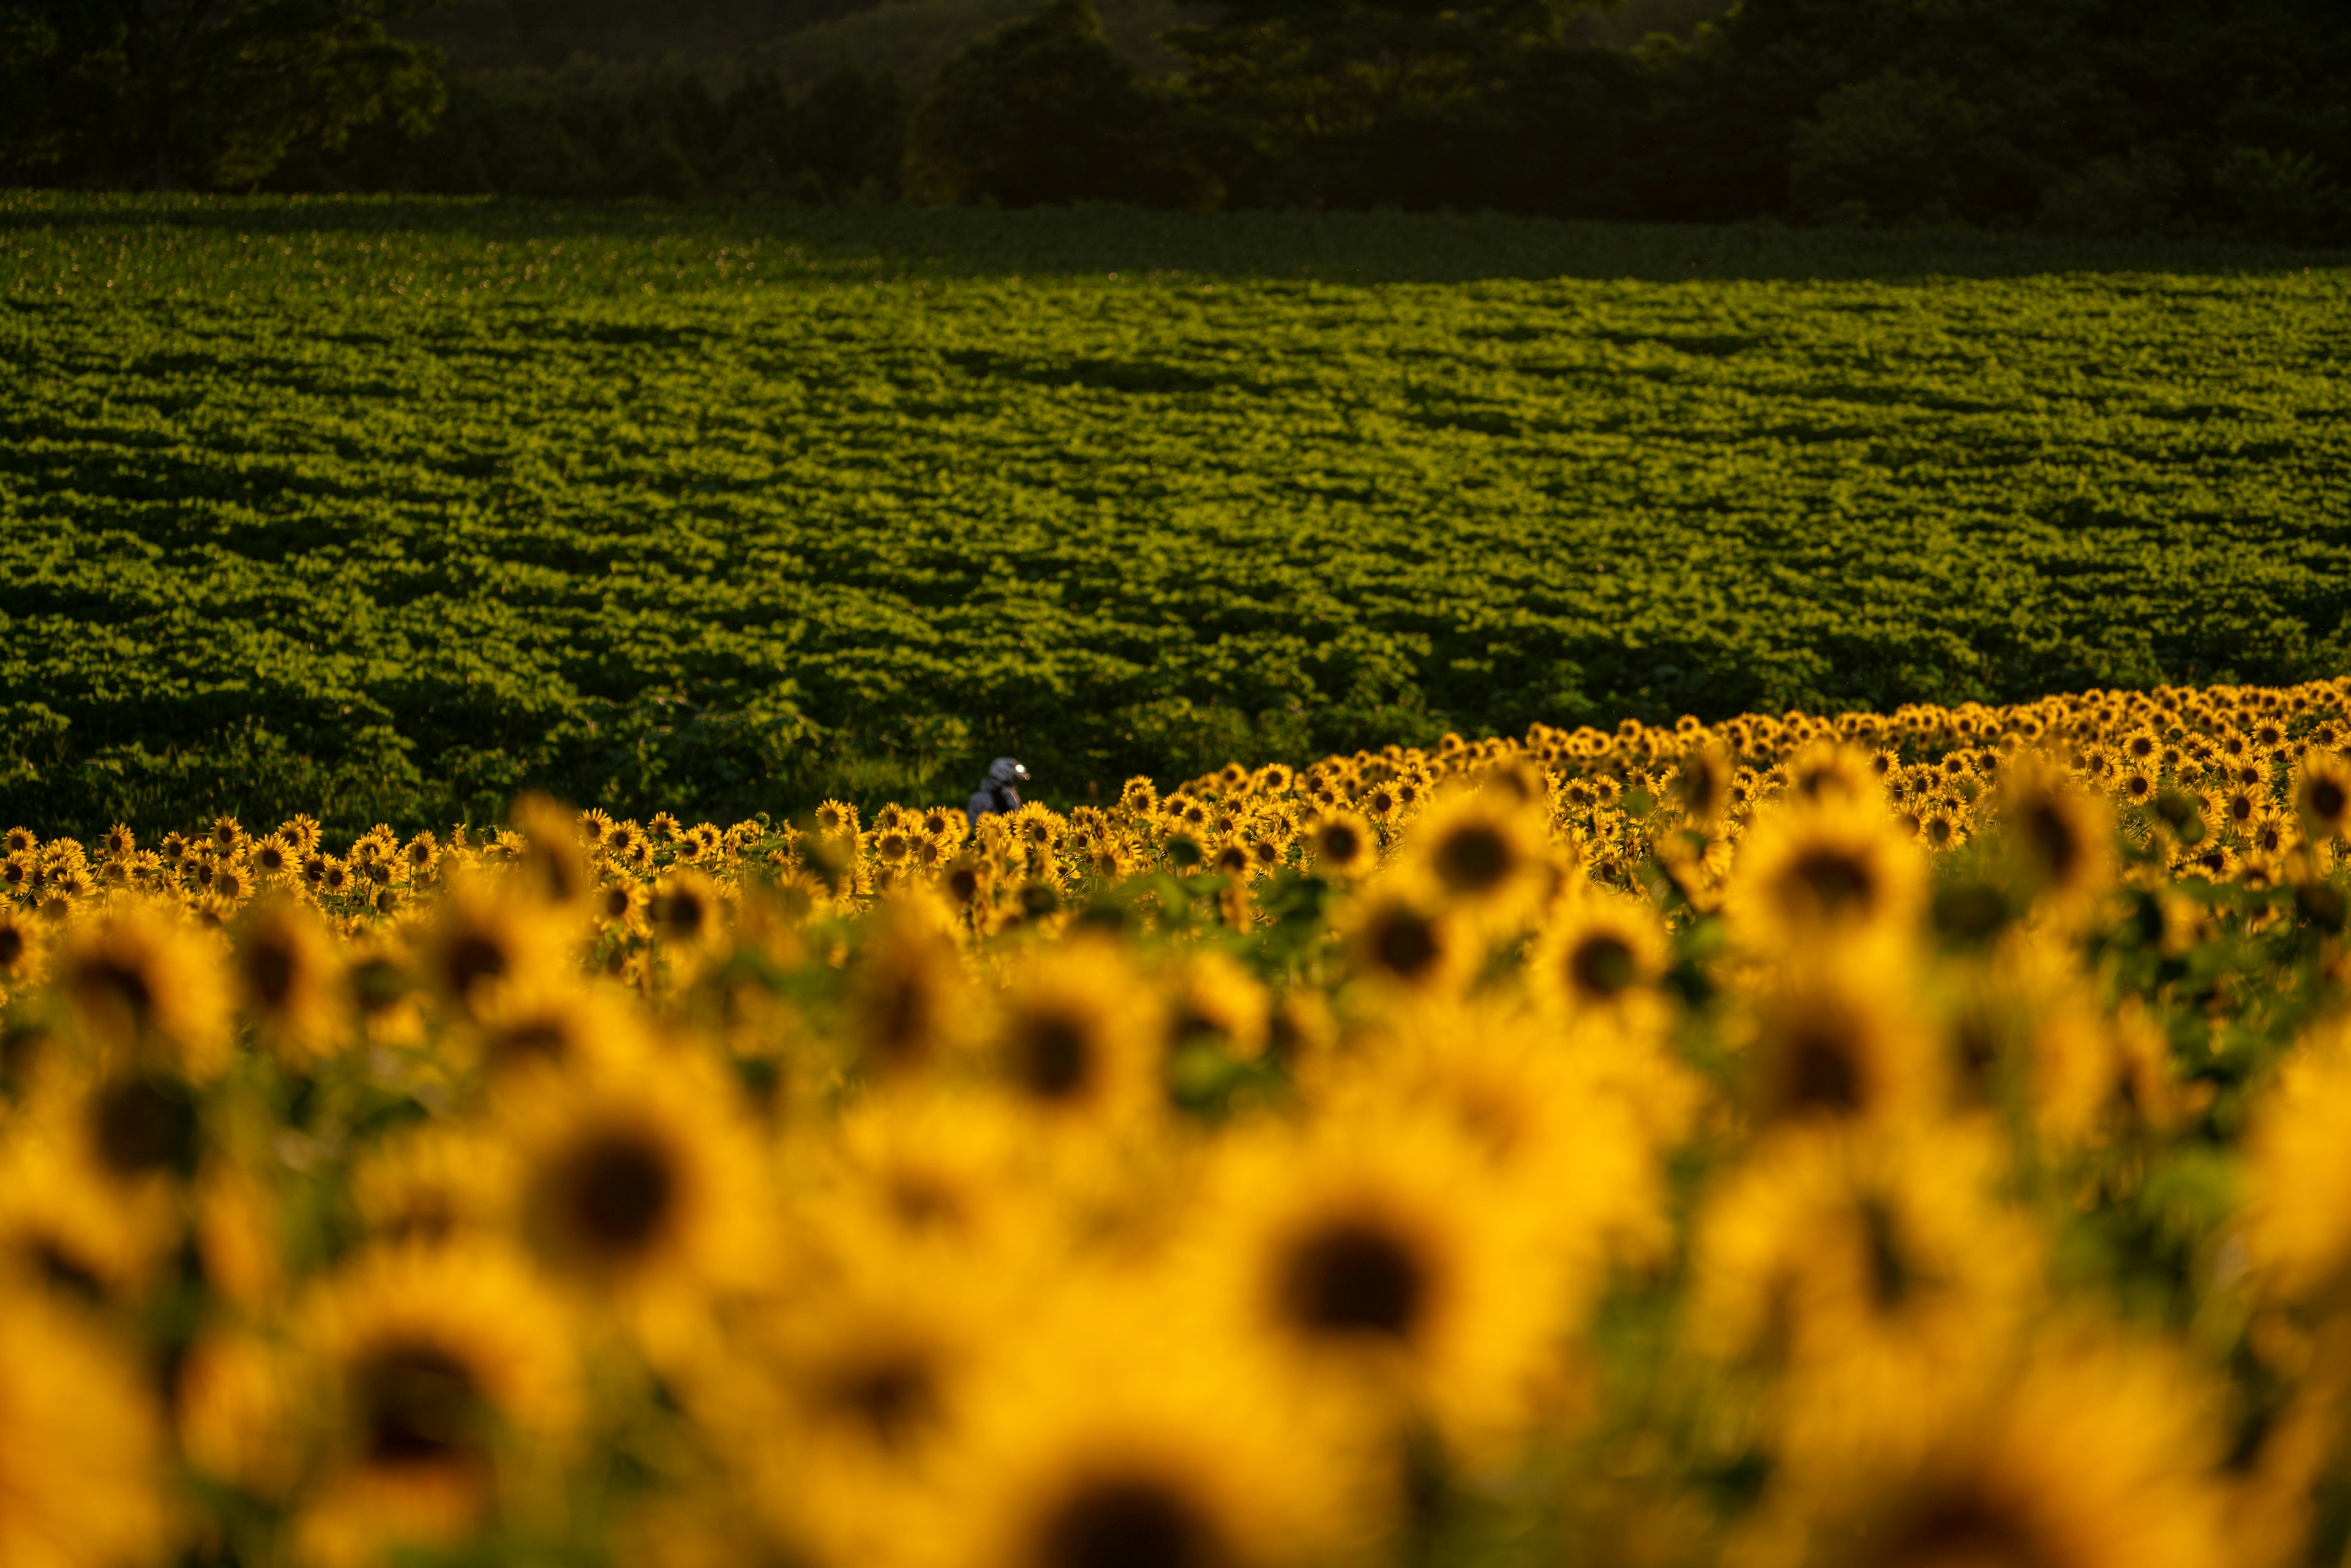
[4,195,2346,836]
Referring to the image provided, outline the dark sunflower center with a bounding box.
[1040,1476,1223,1568]
[1013,1013,1092,1099]
[2022,801,2080,881]
[0,925,22,966]
[1433,825,1511,895]
[492,1019,569,1071]
[1784,1026,1862,1115]
[1367,907,1439,980]
[1569,932,1637,998]
[1788,847,1875,917]
[244,938,297,1009]
[832,1355,939,1448]
[1875,1489,2052,1568]
[1319,823,1363,865]
[361,1345,485,1468]
[92,1079,195,1177]
[664,890,708,937]
[81,955,155,1026]
[563,1131,676,1255]
[1679,760,1725,816]
[867,968,937,1067]
[444,933,509,997]
[2311,779,2347,820]
[1281,1220,1427,1340]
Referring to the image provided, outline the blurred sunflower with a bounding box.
[844,892,972,1078]
[1999,760,2115,922]
[1525,890,1670,1032]
[467,981,646,1085]
[294,1242,580,1568]
[351,1123,516,1246]
[649,868,729,977]
[0,1286,171,1568]
[1160,949,1270,1063]
[60,898,233,1079]
[1395,786,1550,931]
[1740,955,1939,1135]
[1333,885,1471,1000]
[1726,795,1924,955]
[0,904,40,992]
[503,1048,771,1340]
[2241,1016,2351,1305]
[420,877,571,1022]
[983,937,1161,1128]
[233,896,348,1068]
[1744,1334,2225,1568]
[2294,749,2350,841]
[726,1246,1011,1568]
[1690,1123,2041,1460]
[1189,1106,1567,1457]
[930,1283,1373,1568]
[0,1135,179,1304]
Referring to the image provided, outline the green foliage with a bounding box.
[904,0,1216,208]
[2,195,2347,840]
[0,0,444,190]
[282,66,908,204]
[1147,0,2351,239]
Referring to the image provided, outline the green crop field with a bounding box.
[3,192,2347,836]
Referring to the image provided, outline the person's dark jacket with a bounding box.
[967,757,1029,830]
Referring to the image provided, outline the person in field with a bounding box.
[967,757,1030,830]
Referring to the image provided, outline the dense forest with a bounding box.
[2,0,2345,240]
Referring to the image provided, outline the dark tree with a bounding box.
[0,0,444,189]
[902,0,1218,209]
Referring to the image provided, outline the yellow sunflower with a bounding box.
[350,1122,517,1246]
[1525,889,1673,1035]
[1998,759,2117,925]
[0,1285,171,1568]
[1743,1332,2225,1568]
[2294,749,2350,842]
[232,895,348,1068]
[843,891,973,1079]
[0,1135,179,1304]
[924,1278,1376,1568]
[2241,1015,2351,1306]
[1306,811,1377,880]
[722,1244,1016,1568]
[1159,948,1270,1063]
[1331,883,1473,1000]
[59,898,233,1080]
[1689,1121,2042,1462]
[981,937,1163,1129]
[1184,1105,1573,1458]
[419,876,572,1022]
[501,1046,773,1345]
[1738,953,1941,1135]
[1725,793,1925,957]
[1392,784,1551,930]
[293,1240,580,1568]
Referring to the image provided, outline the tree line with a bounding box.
[3,0,2346,241]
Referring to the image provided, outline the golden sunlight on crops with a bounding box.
[2,678,2350,1568]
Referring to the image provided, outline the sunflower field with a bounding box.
[6,195,2349,838]
[2,676,2350,1567]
